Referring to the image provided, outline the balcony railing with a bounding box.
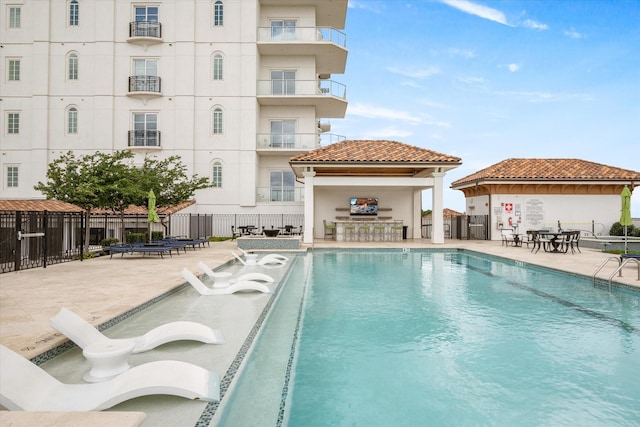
[257,26,346,47]
[256,133,319,150]
[129,21,162,38]
[256,187,304,203]
[257,79,346,98]
[128,76,161,93]
[128,130,160,147]
[256,133,346,150]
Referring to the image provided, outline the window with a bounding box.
[271,70,296,95]
[212,108,223,134]
[212,162,222,187]
[68,53,78,80]
[270,120,296,148]
[6,166,19,188]
[69,0,79,26]
[270,171,295,202]
[9,6,20,28]
[131,113,158,146]
[8,59,20,81]
[213,0,223,26]
[135,6,158,22]
[131,58,159,91]
[67,107,78,134]
[7,112,19,134]
[212,53,223,80]
[271,20,296,41]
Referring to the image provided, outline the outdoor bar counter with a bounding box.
[333,219,404,242]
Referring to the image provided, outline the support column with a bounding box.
[302,169,316,244]
[431,172,445,244]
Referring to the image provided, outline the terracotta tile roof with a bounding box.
[290,140,461,163]
[452,158,640,187]
[423,208,465,218]
[0,200,84,213]
[0,199,196,215]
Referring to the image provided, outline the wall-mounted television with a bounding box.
[350,197,378,216]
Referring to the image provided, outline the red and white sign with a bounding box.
[504,203,513,212]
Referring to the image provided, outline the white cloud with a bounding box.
[347,103,452,128]
[348,0,383,13]
[347,103,424,124]
[507,63,520,72]
[521,19,548,30]
[439,0,512,26]
[564,28,586,39]
[448,48,476,58]
[386,66,441,79]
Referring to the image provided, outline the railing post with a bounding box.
[14,211,21,272]
[43,210,48,268]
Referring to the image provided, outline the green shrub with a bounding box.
[152,231,164,240]
[609,222,635,236]
[632,227,640,238]
[100,237,119,247]
[126,232,147,243]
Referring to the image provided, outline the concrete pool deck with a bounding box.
[1,239,639,426]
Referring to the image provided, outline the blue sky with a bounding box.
[333,0,640,217]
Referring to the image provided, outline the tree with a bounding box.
[35,151,212,250]
[34,150,135,252]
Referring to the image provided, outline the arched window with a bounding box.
[69,0,79,26]
[213,0,223,26]
[213,53,223,80]
[68,52,78,80]
[67,107,78,134]
[212,107,223,134]
[212,161,222,187]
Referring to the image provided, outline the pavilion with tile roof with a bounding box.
[451,158,640,239]
[289,140,461,243]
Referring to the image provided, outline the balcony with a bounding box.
[128,21,162,49]
[257,26,347,74]
[256,187,304,203]
[127,76,162,101]
[257,79,347,118]
[256,132,345,155]
[128,130,161,149]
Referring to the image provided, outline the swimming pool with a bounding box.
[215,249,640,426]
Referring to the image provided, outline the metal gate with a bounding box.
[0,211,85,273]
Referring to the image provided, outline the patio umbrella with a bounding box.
[148,190,160,242]
[620,185,632,254]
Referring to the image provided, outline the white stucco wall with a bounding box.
[467,194,623,240]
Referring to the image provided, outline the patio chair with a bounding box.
[231,250,287,266]
[0,344,220,411]
[50,307,225,355]
[324,220,336,239]
[500,228,516,246]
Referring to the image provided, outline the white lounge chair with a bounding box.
[231,251,287,266]
[238,247,288,261]
[197,261,274,286]
[0,344,220,411]
[181,268,270,295]
[50,307,225,355]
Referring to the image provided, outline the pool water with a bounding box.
[217,250,640,427]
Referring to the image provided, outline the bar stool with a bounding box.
[344,225,356,241]
[358,225,371,242]
[391,225,403,241]
[373,225,386,241]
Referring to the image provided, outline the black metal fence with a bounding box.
[0,211,85,274]
[1,211,486,273]
[421,215,489,240]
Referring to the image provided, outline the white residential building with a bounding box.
[0,0,348,217]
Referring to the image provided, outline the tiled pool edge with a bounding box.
[195,254,301,427]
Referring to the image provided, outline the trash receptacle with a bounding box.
[402,225,408,240]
